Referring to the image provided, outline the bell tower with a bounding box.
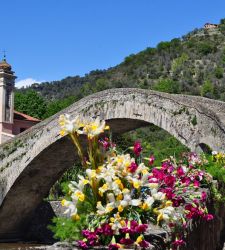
[0,55,17,143]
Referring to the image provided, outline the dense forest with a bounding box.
[15,18,225,120]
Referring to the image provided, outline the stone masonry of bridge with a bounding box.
[0,88,225,240]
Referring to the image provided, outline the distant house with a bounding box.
[0,57,40,144]
[204,23,218,29]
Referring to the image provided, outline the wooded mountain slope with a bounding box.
[16,19,225,119]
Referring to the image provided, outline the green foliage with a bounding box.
[157,41,171,51]
[201,80,214,98]
[171,53,189,73]
[115,125,189,166]
[49,216,87,241]
[153,79,180,94]
[197,42,216,55]
[191,115,197,126]
[214,67,224,79]
[14,90,47,119]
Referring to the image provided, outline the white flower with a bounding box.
[152,192,166,201]
[59,114,84,135]
[83,117,109,139]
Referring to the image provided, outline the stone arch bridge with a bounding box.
[0,88,225,240]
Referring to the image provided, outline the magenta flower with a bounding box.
[77,240,88,249]
[193,180,200,187]
[172,238,185,248]
[128,162,138,173]
[162,187,175,200]
[139,239,150,248]
[101,223,113,236]
[109,244,121,250]
[149,155,155,165]
[136,224,148,233]
[177,166,185,177]
[204,214,214,221]
[201,191,207,202]
[119,238,134,245]
[133,141,142,156]
[164,175,176,187]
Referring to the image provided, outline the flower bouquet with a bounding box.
[56,114,215,250]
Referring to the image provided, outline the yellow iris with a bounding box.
[135,235,143,244]
[141,202,149,210]
[75,191,85,202]
[71,214,80,221]
[61,199,67,206]
[118,205,124,212]
[133,181,140,189]
[157,213,163,223]
[116,193,123,201]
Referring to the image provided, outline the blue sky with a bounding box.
[1,0,225,87]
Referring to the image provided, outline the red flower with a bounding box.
[133,141,142,156]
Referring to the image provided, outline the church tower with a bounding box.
[0,55,17,143]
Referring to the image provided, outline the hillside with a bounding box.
[15,20,225,195]
[17,19,225,107]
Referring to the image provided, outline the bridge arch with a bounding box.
[0,88,225,239]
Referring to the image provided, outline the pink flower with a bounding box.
[164,175,176,187]
[136,224,148,233]
[128,162,138,173]
[77,240,88,249]
[201,191,207,202]
[193,180,200,187]
[133,141,142,156]
[172,196,184,207]
[172,239,185,248]
[149,155,155,165]
[139,239,150,248]
[204,214,214,221]
[177,166,185,177]
[109,244,121,250]
[119,238,134,245]
[101,223,113,236]
[162,187,175,199]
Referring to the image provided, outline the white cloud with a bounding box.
[15,78,44,88]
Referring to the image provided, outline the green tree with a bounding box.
[197,42,216,55]
[201,80,214,98]
[14,90,47,119]
[214,67,224,79]
[153,79,180,94]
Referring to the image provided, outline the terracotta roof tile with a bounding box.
[14,110,41,122]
